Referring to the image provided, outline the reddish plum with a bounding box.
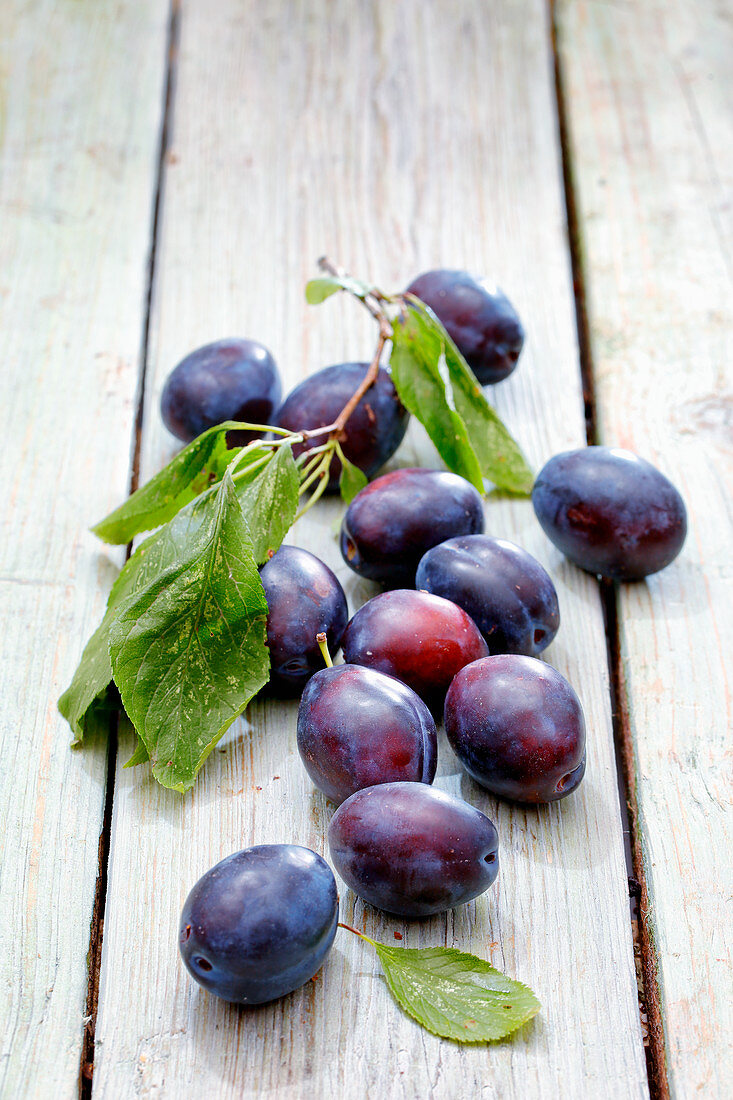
[297,665,437,804]
[328,782,499,917]
[444,655,586,803]
[342,590,488,711]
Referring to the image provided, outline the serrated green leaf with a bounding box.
[389,323,484,490]
[108,473,269,791]
[368,939,540,1043]
[391,301,534,495]
[59,612,118,745]
[91,424,240,545]
[124,736,150,768]
[59,481,229,750]
[115,709,150,767]
[305,274,374,304]
[337,448,368,504]
[236,444,299,562]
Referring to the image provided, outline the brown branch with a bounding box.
[301,272,393,442]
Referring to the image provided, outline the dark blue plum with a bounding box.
[415,535,559,656]
[532,447,687,581]
[406,269,524,384]
[341,589,489,712]
[297,664,437,804]
[259,545,348,695]
[328,782,499,917]
[160,338,281,444]
[179,845,338,1004]
[444,655,586,803]
[340,467,484,587]
[276,362,409,490]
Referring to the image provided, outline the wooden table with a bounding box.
[1,2,730,1097]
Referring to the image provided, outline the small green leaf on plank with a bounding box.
[368,939,540,1043]
[236,444,299,562]
[336,444,368,504]
[305,274,375,305]
[108,473,269,791]
[91,423,237,545]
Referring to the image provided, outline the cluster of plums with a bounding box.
[175,268,687,1006]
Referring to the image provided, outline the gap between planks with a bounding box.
[77,2,181,1096]
[550,1,669,1096]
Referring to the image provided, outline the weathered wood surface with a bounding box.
[92,2,647,1097]
[556,1,733,1096]
[0,1,169,1096]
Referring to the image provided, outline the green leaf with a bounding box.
[59,481,218,744]
[337,447,368,504]
[368,939,540,1043]
[236,444,299,562]
[108,473,269,792]
[59,612,118,745]
[91,424,237,545]
[124,736,150,768]
[389,325,484,491]
[305,274,375,304]
[391,301,534,495]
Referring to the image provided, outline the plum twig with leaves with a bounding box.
[59,259,533,793]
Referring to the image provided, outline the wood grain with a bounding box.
[0,2,169,1095]
[92,2,647,1096]
[556,1,733,1096]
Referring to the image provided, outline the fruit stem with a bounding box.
[316,632,333,668]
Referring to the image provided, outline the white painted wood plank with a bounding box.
[556,1,733,1096]
[93,2,648,1097]
[0,2,169,1096]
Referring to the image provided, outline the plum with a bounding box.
[297,664,437,804]
[179,845,338,1004]
[340,467,484,587]
[275,362,409,489]
[160,338,281,444]
[328,782,499,917]
[260,545,348,694]
[532,446,687,580]
[415,535,559,656]
[405,269,524,384]
[444,655,586,803]
[341,589,488,711]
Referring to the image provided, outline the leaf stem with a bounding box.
[230,453,272,483]
[337,921,372,942]
[293,451,334,521]
[298,444,336,496]
[226,422,296,438]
